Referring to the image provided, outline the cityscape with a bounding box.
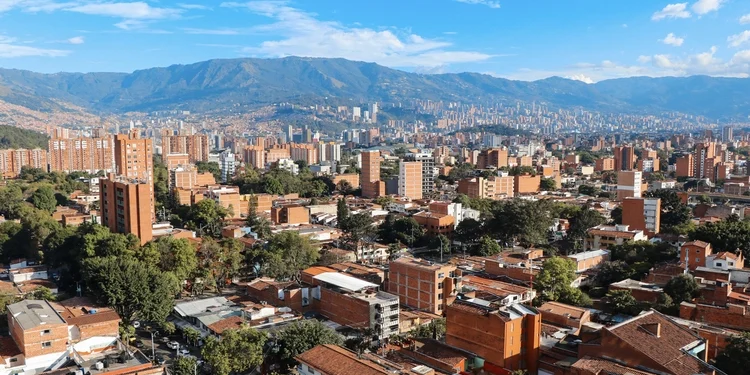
[2,1,750,375]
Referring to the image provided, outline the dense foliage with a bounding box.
[0,125,49,149]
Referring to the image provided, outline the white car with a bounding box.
[179,348,190,355]
[167,341,179,350]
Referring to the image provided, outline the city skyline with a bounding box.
[0,0,747,82]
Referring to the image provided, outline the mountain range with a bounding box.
[0,56,749,119]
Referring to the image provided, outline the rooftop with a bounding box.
[566,249,610,261]
[313,272,378,292]
[539,301,589,320]
[173,296,235,318]
[8,300,66,330]
[296,344,416,375]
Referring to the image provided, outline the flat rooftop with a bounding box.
[313,272,378,292]
[8,300,66,330]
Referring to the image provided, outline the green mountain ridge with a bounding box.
[0,56,749,118]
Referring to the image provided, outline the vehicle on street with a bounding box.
[167,341,179,350]
[179,348,190,356]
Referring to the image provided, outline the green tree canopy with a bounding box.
[476,235,502,256]
[201,327,267,375]
[690,219,750,257]
[488,199,554,247]
[171,355,197,375]
[715,332,750,375]
[603,289,641,316]
[274,320,343,371]
[264,231,320,280]
[534,257,591,306]
[664,274,700,305]
[30,185,57,212]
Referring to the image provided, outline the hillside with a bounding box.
[0,125,49,149]
[0,57,749,118]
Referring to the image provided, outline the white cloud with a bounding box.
[182,27,241,35]
[691,0,724,15]
[653,54,678,68]
[454,0,500,9]
[66,36,84,44]
[0,34,69,57]
[652,3,691,21]
[177,3,211,10]
[728,31,750,48]
[565,74,594,84]
[220,1,493,69]
[661,33,684,46]
[67,2,181,19]
[637,55,653,63]
[741,14,750,24]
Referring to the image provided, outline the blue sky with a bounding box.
[1,0,750,82]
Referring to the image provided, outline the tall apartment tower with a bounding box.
[405,152,435,197]
[622,197,661,236]
[48,136,114,173]
[693,142,717,179]
[115,129,153,181]
[361,150,384,198]
[398,161,423,200]
[219,150,236,183]
[613,146,635,171]
[722,126,733,142]
[616,170,643,200]
[388,257,461,315]
[100,174,153,245]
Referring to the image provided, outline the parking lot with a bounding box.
[132,327,203,367]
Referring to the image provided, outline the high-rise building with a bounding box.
[722,126,733,142]
[694,142,717,179]
[614,146,635,171]
[360,150,384,198]
[0,149,48,178]
[218,150,236,183]
[676,154,694,178]
[388,257,461,315]
[616,170,643,200]
[161,131,209,163]
[398,161,423,200]
[321,142,342,163]
[369,102,378,123]
[352,107,361,121]
[446,300,541,374]
[286,125,294,144]
[477,148,508,169]
[243,146,266,170]
[405,153,435,197]
[622,197,661,236]
[48,136,114,173]
[290,144,319,165]
[115,130,153,181]
[100,174,153,245]
[594,157,615,172]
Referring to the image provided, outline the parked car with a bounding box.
[179,348,190,356]
[167,341,179,350]
[135,341,145,349]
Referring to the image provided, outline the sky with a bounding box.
[1,0,750,83]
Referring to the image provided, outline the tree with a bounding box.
[610,206,622,224]
[429,234,451,254]
[540,178,557,191]
[141,237,198,282]
[664,274,700,305]
[690,220,750,257]
[30,185,56,212]
[603,290,640,316]
[264,231,319,280]
[196,161,222,182]
[594,261,635,287]
[179,199,229,238]
[644,189,692,233]
[82,256,180,323]
[336,198,350,228]
[578,185,599,196]
[476,235,502,256]
[26,286,55,301]
[568,208,606,243]
[534,257,588,306]
[488,199,554,247]
[409,318,446,339]
[336,180,353,194]
[183,327,201,347]
[340,212,376,260]
[715,332,750,375]
[455,218,483,249]
[274,320,343,371]
[198,238,244,292]
[201,327,267,375]
[171,355,198,375]
[0,185,25,219]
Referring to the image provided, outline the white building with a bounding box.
[218,150,236,183]
[277,158,299,175]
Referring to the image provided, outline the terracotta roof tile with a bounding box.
[296,345,391,375]
[208,316,245,335]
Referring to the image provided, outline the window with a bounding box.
[9,358,17,363]
[41,329,50,335]
[42,342,52,348]
[716,262,723,267]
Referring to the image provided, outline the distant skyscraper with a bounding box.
[219,150,236,183]
[287,125,294,144]
[369,103,378,123]
[722,126,733,143]
[352,107,361,121]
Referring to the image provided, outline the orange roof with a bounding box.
[296,345,390,375]
[715,252,739,261]
[683,240,710,248]
[302,266,336,277]
[208,316,245,335]
[539,301,588,320]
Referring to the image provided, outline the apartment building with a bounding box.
[477,148,508,169]
[676,154,694,178]
[169,165,216,190]
[243,146,266,170]
[271,204,310,225]
[622,197,661,236]
[302,267,400,342]
[161,131,209,163]
[616,170,644,200]
[100,174,154,245]
[446,300,540,374]
[457,176,514,200]
[613,145,635,171]
[413,211,455,236]
[398,161,423,200]
[163,153,189,170]
[404,153,435,197]
[114,130,153,181]
[594,157,615,172]
[0,148,48,178]
[361,150,384,198]
[48,136,114,173]
[388,257,461,315]
[513,174,540,196]
[584,224,646,251]
[1,299,158,375]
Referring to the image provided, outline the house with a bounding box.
[296,344,433,375]
[538,301,591,333]
[584,224,646,251]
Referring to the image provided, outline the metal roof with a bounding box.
[173,297,233,318]
[8,300,66,330]
[313,272,378,292]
